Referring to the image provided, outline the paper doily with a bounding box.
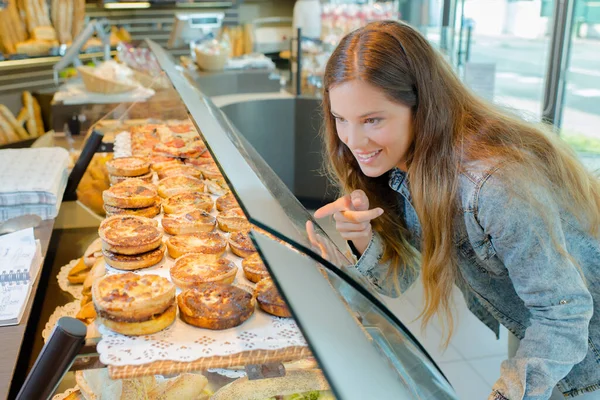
[57,259,84,300]
[52,386,80,400]
[42,301,81,343]
[114,131,132,158]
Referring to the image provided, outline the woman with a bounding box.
[313,21,600,400]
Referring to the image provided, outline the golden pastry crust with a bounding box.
[157,176,205,198]
[161,210,216,235]
[254,278,292,318]
[99,215,162,255]
[184,157,215,167]
[102,243,165,270]
[104,199,161,219]
[170,256,237,289]
[83,238,103,268]
[97,303,176,336]
[68,257,89,284]
[228,231,256,258]
[242,253,270,283]
[109,170,154,185]
[166,232,227,260]
[216,192,239,212]
[157,165,203,180]
[197,163,222,180]
[162,192,213,215]
[217,208,250,232]
[106,157,150,177]
[82,257,106,297]
[151,157,183,173]
[102,179,158,209]
[92,272,175,320]
[205,178,229,196]
[177,284,255,330]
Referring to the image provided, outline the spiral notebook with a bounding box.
[0,228,43,327]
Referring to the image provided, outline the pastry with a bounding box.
[254,278,292,318]
[93,273,176,335]
[242,253,270,283]
[161,210,216,235]
[103,179,157,209]
[98,215,162,255]
[228,231,256,258]
[216,192,239,212]
[166,232,226,260]
[76,301,97,325]
[109,170,154,185]
[148,373,209,400]
[157,175,204,198]
[167,122,195,133]
[177,284,255,330]
[102,243,165,270]
[67,257,89,284]
[83,237,103,268]
[150,156,182,173]
[106,157,150,177]
[82,257,106,297]
[157,165,203,180]
[217,208,250,232]
[197,163,222,180]
[162,192,213,214]
[104,200,161,219]
[184,157,215,167]
[170,255,237,289]
[205,178,229,196]
[154,140,205,159]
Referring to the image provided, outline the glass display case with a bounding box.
[19,41,458,400]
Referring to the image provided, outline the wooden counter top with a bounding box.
[0,219,54,400]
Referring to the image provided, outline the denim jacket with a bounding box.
[354,162,600,399]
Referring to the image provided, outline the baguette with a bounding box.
[0,9,16,54]
[39,0,50,27]
[72,0,84,39]
[0,125,9,145]
[31,95,44,136]
[0,105,29,140]
[33,25,57,41]
[63,0,73,44]
[9,0,27,43]
[23,91,37,137]
[16,107,29,126]
[0,115,20,143]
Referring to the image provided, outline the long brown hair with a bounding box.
[322,20,600,342]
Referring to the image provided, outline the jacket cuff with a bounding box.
[489,391,509,400]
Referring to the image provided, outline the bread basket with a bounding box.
[77,66,138,94]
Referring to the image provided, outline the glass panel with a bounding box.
[560,0,600,163]
[252,231,457,399]
[456,0,554,118]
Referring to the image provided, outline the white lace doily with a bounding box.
[113,131,132,158]
[57,260,84,300]
[52,386,80,400]
[42,301,81,342]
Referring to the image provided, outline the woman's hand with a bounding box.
[313,190,384,255]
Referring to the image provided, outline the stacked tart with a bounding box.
[103,179,161,219]
[106,157,153,185]
[92,272,176,335]
[99,215,165,270]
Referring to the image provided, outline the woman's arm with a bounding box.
[477,176,593,400]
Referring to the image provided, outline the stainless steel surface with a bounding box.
[0,215,43,235]
[251,232,414,400]
[542,0,575,125]
[187,69,281,97]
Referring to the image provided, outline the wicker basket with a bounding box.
[194,48,229,72]
[77,66,138,94]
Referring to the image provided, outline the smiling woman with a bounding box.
[314,20,600,400]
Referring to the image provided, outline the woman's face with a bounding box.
[329,79,414,177]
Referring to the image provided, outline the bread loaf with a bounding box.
[15,39,56,56]
[0,105,29,140]
[71,0,85,39]
[32,25,57,41]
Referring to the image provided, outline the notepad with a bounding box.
[0,228,43,326]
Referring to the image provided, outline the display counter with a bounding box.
[6,40,457,400]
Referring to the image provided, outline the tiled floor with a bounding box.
[313,213,509,400]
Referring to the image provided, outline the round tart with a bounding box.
[177,284,255,330]
[242,253,270,283]
[205,178,229,196]
[166,232,226,260]
[109,170,154,185]
[103,179,158,209]
[162,192,213,214]
[228,231,256,258]
[157,165,203,180]
[102,243,166,270]
[106,157,150,177]
[184,157,215,167]
[216,192,239,212]
[197,163,222,180]
[97,303,177,336]
[217,208,250,232]
[104,200,161,219]
[162,210,216,235]
[157,175,205,198]
[254,278,292,318]
[168,122,194,133]
[99,215,162,255]
[151,157,182,172]
[170,255,237,289]
[92,272,176,321]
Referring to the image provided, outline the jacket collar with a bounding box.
[388,168,412,202]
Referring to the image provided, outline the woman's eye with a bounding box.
[364,118,380,125]
[335,116,346,123]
